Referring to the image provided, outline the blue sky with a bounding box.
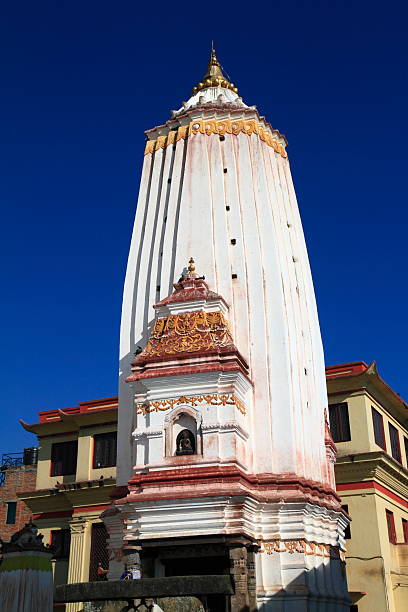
[1,1,407,452]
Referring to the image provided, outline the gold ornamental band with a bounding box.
[144,120,287,158]
[259,539,345,562]
[137,393,246,416]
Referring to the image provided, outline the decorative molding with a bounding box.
[133,429,163,439]
[144,120,287,158]
[69,518,87,535]
[259,539,345,561]
[201,421,249,439]
[137,393,246,416]
[335,451,408,501]
[139,311,234,358]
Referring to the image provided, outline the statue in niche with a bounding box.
[176,429,195,455]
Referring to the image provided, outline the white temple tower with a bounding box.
[107,48,351,610]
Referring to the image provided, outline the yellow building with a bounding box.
[17,362,408,611]
[19,397,118,612]
[327,361,408,612]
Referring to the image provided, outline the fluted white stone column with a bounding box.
[66,518,91,612]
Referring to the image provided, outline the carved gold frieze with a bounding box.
[144,120,287,158]
[137,393,246,416]
[259,539,345,561]
[141,311,233,358]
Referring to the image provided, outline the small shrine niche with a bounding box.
[164,406,202,457]
[176,429,196,455]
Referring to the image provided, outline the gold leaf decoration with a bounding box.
[141,311,234,357]
[137,393,245,415]
[259,540,344,561]
[144,120,287,158]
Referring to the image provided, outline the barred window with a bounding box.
[389,423,401,463]
[371,407,386,450]
[51,440,78,476]
[93,432,117,469]
[328,403,351,442]
[89,523,109,581]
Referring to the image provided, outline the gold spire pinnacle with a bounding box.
[188,257,196,274]
[192,45,238,95]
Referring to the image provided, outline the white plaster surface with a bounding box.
[118,102,329,488]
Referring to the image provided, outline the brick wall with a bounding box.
[0,465,36,541]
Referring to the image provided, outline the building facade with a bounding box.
[18,397,118,612]
[327,361,408,612]
[15,362,408,610]
[0,449,37,542]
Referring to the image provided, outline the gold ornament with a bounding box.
[191,45,238,96]
[144,119,287,158]
[259,539,344,561]
[140,311,234,357]
[188,257,195,274]
[137,393,246,415]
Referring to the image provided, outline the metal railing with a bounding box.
[0,448,38,486]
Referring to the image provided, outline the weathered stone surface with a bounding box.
[83,602,127,612]
[157,597,204,612]
[54,575,233,603]
[81,598,204,612]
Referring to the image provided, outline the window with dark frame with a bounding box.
[51,440,78,476]
[403,519,408,544]
[328,403,351,442]
[341,504,351,539]
[404,437,408,467]
[89,523,109,581]
[386,509,397,544]
[371,407,386,450]
[389,423,402,463]
[6,501,17,524]
[93,432,117,469]
[51,529,71,559]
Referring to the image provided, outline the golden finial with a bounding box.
[188,257,196,274]
[192,45,238,96]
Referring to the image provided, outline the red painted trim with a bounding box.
[127,361,250,383]
[119,466,342,511]
[32,510,72,520]
[39,398,118,423]
[325,362,368,377]
[336,481,374,491]
[374,482,408,508]
[336,480,408,508]
[73,504,110,514]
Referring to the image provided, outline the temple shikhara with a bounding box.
[103,47,351,609]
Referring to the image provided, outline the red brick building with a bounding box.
[0,449,37,541]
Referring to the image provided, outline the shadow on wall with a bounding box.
[255,557,351,612]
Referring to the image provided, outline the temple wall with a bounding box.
[118,116,328,487]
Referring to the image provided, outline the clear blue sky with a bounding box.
[1,1,407,453]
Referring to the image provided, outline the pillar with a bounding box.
[229,545,249,612]
[66,517,91,612]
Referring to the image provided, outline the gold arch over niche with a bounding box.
[144,120,287,158]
